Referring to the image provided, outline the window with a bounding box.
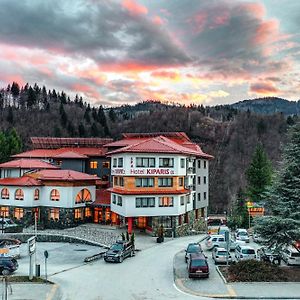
[0,207,9,217]
[159,158,174,168]
[85,207,92,217]
[136,157,155,168]
[135,178,154,187]
[1,188,9,199]
[15,189,24,200]
[136,197,155,208]
[198,177,201,185]
[203,176,207,184]
[117,196,122,206]
[179,177,184,187]
[197,193,201,201]
[180,158,185,168]
[113,177,118,186]
[90,161,98,169]
[118,158,123,167]
[113,158,117,167]
[159,196,174,207]
[198,160,201,169]
[112,194,117,204]
[204,192,207,200]
[158,178,173,187]
[49,208,59,220]
[50,189,60,201]
[119,177,124,186]
[102,161,110,168]
[180,196,184,206]
[75,189,91,204]
[34,189,39,200]
[74,208,83,219]
[203,160,207,169]
[14,208,23,219]
[187,195,190,204]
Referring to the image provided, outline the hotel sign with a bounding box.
[111,168,175,175]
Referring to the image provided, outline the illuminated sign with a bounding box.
[111,168,175,175]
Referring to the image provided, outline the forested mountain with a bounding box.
[0,82,299,213]
[227,97,300,115]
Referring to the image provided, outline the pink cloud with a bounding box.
[152,16,164,26]
[151,70,180,80]
[239,2,266,19]
[0,74,25,86]
[71,83,100,99]
[250,81,280,95]
[122,0,148,16]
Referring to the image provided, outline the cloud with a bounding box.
[250,81,280,95]
[122,0,148,16]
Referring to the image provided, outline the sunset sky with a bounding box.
[0,0,299,106]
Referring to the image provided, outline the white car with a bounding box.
[212,247,232,264]
[235,245,256,261]
[205,235,241,251]
[235,229,250,243]
[282,247,300,266]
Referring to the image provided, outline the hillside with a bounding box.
[0,82,298,213]
[227,97,300,115]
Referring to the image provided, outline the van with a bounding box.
[235,245,256,261]
[282,247,300,266]
[187,253,209,278]
[218,226,230,236]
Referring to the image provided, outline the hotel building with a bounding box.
[106,132,213,236]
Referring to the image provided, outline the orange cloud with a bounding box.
[250,81,280,95]
[71,83,100,99]
[152,16,164,26]
[0,74,25,86]
[122,0,148,16]
[239,2,266,19]
[151,70,181,81]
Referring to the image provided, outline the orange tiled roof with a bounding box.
[107,136,213,159]
[0,176,42,186]
[30,169,100,181]
[92,189,111,206]
[0,159,58,169]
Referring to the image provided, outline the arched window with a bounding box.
[15,189,24,200]
[75,189,91,204]
[50,189,60,201]
[34,189,40,200]
[1,188,9,199]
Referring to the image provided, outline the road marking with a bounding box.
[227,285,237,297]
[46,284,58,300]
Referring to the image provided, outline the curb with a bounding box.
[216,266,227,284]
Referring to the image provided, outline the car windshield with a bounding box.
[217,251,228,256]
[238,232,248,236]
[187,245,201,253]
[191,259,207,267]
[242,249,255,254]
[110,244,123,251]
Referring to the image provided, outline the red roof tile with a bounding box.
[31,170,100,181]
[0,176,42,186]
[108,187,190,195]
[107,136,213,159]
[52,151,88,159]
[0,159,59,169]
[92,189,111,206]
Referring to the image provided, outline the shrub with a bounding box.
[228,260,287,282]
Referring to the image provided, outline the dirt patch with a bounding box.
[1,276,52,284]
[219,260,300,282]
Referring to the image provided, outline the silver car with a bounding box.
[235,229,250,243]
[212,247,232,264]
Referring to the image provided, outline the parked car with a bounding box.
[257,246,281,265]
[212,247,232,264]
[235,245,256,261]
[185,243,203,262]
[205,234,242,251]
[235,229,250,243]
[0,257,18,275]
[0,218,22,233]
[104,240,134,263]
[0,238,21,258]
[281,247,300,266]
[187,253,209,278]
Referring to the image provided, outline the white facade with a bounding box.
[0,185,96,209]
[195,159,209,213]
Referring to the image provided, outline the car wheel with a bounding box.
[2,269,10,276]
[119,255,124,263]
[130,251,133,257]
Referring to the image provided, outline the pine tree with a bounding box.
[255,123,300,249]
[246,144,273,203]
[84,108,91,123]
[59,103,68,127]
[108,108,116,122]
[90,122,99,137]
[6,106,14,124]
[97,106,110,136]
[27,86,37,108]
[6,128,22,156]
[78,123,86,137]
[0,131,9,163]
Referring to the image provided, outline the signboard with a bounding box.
[248,207,265,217]
[27,236,36,256]
[111,168,175,176]
[0,248,9,255]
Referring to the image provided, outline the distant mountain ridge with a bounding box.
[228,97,300,115]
